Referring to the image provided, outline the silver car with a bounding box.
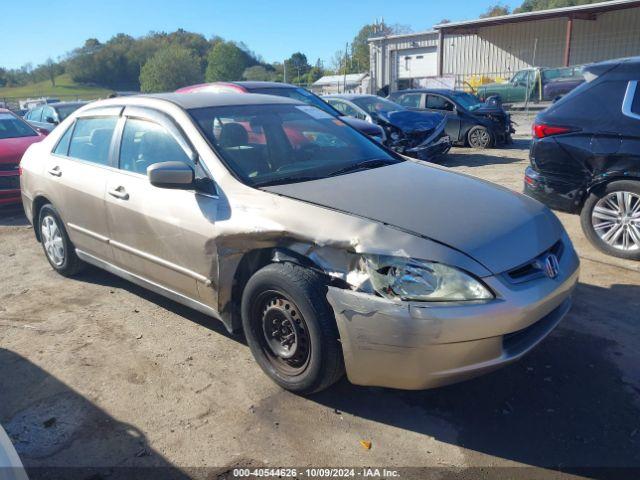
[20,93,580,394]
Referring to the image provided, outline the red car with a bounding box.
[0,109,46,206]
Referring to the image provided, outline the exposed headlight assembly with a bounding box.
[363,255,493,302]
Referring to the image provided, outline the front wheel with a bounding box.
[467,125,493,149]
[241,263,344,394]
[580,180,640,260]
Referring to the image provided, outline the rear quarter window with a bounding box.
[53,123,74,156]
[547,80,639,133]
[632,83,640,116]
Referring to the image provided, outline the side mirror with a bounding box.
[147,161,194,189]
[35,127,49,135]
[364,114,374,123]
[45,116,58,125]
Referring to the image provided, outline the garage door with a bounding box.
[397,46,438,79]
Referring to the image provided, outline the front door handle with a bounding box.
[47,166,62,177]
[108,186,129,200]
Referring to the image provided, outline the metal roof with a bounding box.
[313,73,368,86]
[368,30,437,42]
[434,0,640,30]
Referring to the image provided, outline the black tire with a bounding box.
[467,125,493,149]
[580,180,640,260]
[241,262,344,394]
[38,204,84,276]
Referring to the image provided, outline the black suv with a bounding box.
[524,56,640,259]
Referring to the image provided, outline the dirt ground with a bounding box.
[1,137,639,479]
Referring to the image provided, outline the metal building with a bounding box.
[368,0,640,93]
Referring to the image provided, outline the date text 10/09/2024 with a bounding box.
[232,468,401,478]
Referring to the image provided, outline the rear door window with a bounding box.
[68,117,118,166]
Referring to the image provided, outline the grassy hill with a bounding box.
[0,74,115,101]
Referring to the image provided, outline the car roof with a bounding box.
[48,101,88,108]
[391,89,458,96]
[323,94,376,101]
[583,55,640,78]
[144,92,303,109]
[230,81,298,89]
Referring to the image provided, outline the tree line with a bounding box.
[0,23,404,94]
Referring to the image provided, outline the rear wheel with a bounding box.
[241,263,344,394]
[467,126,493,149]
[580,180,640,260]
[38,204,84,276]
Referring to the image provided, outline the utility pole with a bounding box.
[343,42,348,93]
[283,60,287,83]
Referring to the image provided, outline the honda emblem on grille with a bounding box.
[543,254,560,279]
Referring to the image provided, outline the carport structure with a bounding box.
[369,0,640,93]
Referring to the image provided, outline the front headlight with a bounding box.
[364,255,493,302]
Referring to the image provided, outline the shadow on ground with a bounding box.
[0,205,29,227]
[309,281,640,472]
[0,349,192,480]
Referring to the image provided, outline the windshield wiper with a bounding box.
[253,176,323,188]
[327,158,396,177]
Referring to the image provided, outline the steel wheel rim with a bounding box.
[470,128,490,147]
[253,291,311,376]
[41,215,65,266]
[592,191,640,252]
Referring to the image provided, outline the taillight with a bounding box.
[532,123,573,139]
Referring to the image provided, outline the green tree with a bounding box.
[139,45,203,93]
[514,0,601,13]
[242,65,274,81]
[480,3,510,17]
[205,41,252,82]
[285,52,310,84]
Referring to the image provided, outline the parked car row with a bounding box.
[387,88,514,148]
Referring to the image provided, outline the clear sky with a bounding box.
[2,0,522,69]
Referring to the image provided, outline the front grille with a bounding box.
[0,162,19,172]
[0,175,20,190]
[406,130,432,148]
[506,241,564,284]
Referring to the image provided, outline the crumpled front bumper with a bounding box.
[406,134,452,160]
[326,243,579,390]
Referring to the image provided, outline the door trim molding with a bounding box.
[109,239,211,285]
[68,222,211,286]
[67,222,109,243]
[76,249,220,320]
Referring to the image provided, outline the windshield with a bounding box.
[351,97,405,115]
[452,92,483,111]
[190,104,401,187]
[56,104,84,121]
[252,87,340,117]
[0,112,38,139]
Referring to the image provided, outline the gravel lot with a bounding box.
[1,138,639,479]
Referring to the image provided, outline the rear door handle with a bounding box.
[47,166,62,177]
[108,186,129,200]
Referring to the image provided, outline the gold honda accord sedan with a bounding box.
[20,93,579,394]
